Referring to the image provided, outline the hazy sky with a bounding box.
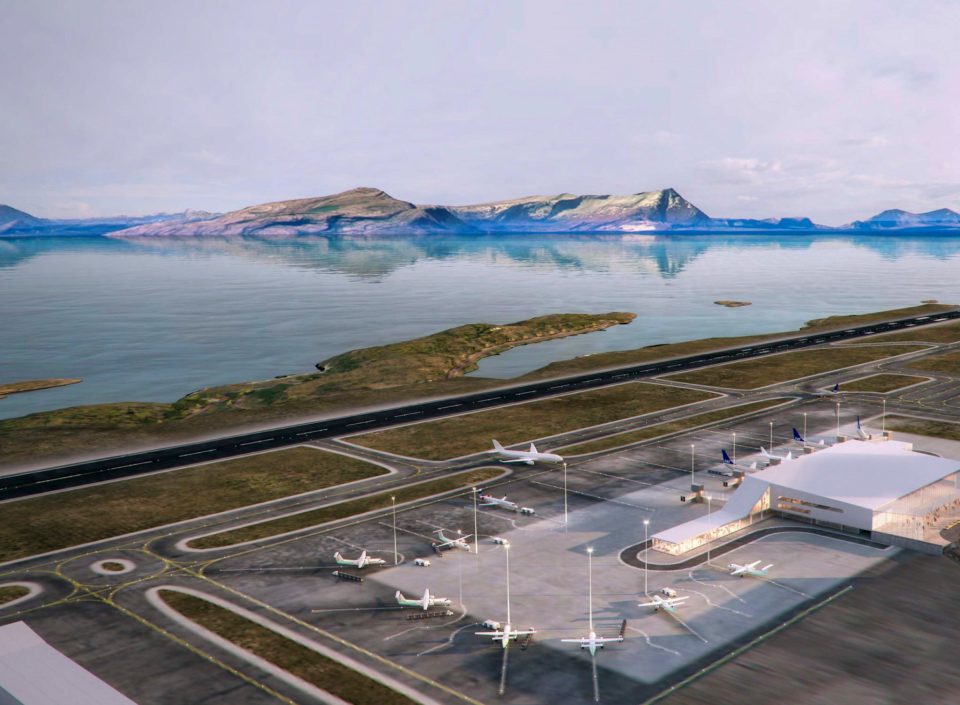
[2,1,959,224]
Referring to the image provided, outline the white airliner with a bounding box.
[478,491,520,512]
[760,446,793,462]
[637,594,690,614]
[728,560,773,578]
[856,416,870,440]
[475,547,536,648]
[395,588,451,611]
[333,550,386,569]
[491,439,564,465]
[433,529,472,551]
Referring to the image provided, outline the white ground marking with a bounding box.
[625,626,681,656]
[686,568,747,604]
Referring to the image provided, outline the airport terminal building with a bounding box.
[652,439,960,555]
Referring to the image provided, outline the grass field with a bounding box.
[190,467,503,549]
[347,382,715,460]
[885,416,960,441]
[841,374,928,393]
[558,399,787,455]
[663,345,927,389]
[160,590,417,705]
[0,447,387,563]
[0,585,28,605]
[903,349,960,376]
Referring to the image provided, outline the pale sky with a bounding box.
[2,0,959,225]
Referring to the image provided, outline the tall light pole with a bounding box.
[457,529,464,608]
[803,412,808,446]
[563,461,569,528]
[505,544,512,627]
[472,487,479,555]
[642,519,650,597]
[391,495,398,565]
[706,495,712,565]
[836,402,841,437]
[690,444,695,486]
[732,431,737,466]
[587,547,594,635]
[882,399,887,435]
[769,421,773,449]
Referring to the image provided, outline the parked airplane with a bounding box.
[728,560,773,578]
[475,546,535,648]
[395,588,451,611]
[721,449,757,471]
[760,446,792,462]
[562,550,624,656]
[478,491,520,512]
[637,594,690,614]
[433,529,472,551]
[792,428,826,447]
[856,416,870,440]
[491,439,564,465]
[333,550,385,569]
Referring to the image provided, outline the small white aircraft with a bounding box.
[433,529,472,551]
[856,416,870,441]
[637,594,690,614]
[728,560,773,578]
[562,579,624,655]
[478,491,520,512]
[475,546,536,648]
[333,550,386,569]
[760,446,793,462]
[491,439,564,465]
[395,588,451,611]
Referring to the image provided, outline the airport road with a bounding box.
[3,309,959,500]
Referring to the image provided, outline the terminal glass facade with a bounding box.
[873,470,960,539]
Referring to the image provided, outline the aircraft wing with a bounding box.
[475,630,505,637]
[594,635,624,643]
[637,599,661,608]
[512,628,536,636]
[560,637,587,644]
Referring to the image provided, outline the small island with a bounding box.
[714,300,752,308]
[0,378,81,400]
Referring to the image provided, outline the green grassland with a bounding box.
[0,378,81,398]
[190,467,502,549]
[558,398,786,455]
[664,345,927,389]
[160,590,418,705]
[0,585,29,605]
[348,382,715,460]
[0,304,951,471]
[902,349,960,376]
[841,374,928,393]
[885,416,960,441]
[0,447,386,563]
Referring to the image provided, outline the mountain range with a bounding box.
[3,187,960,237]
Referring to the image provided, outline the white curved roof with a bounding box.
[756,439,957,511]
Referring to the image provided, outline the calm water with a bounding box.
[1,233,958,420]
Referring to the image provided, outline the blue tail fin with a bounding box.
[833,383,839,393]
[792,427,804,442]
[722,449,734,465]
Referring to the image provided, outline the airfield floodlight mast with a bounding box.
[642,518,650,597]
[690,444,695,485]
[391,495,398,565]
[564,461,569,528]
[836,402,841,437]
[883,399,887,434]
[587,547,594,634]
[706,495,712,565]
[472,487,479,556]
[769,421,773,449]
[732,432,737,466]
[458,529,464,607]
[803,412,808,446]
